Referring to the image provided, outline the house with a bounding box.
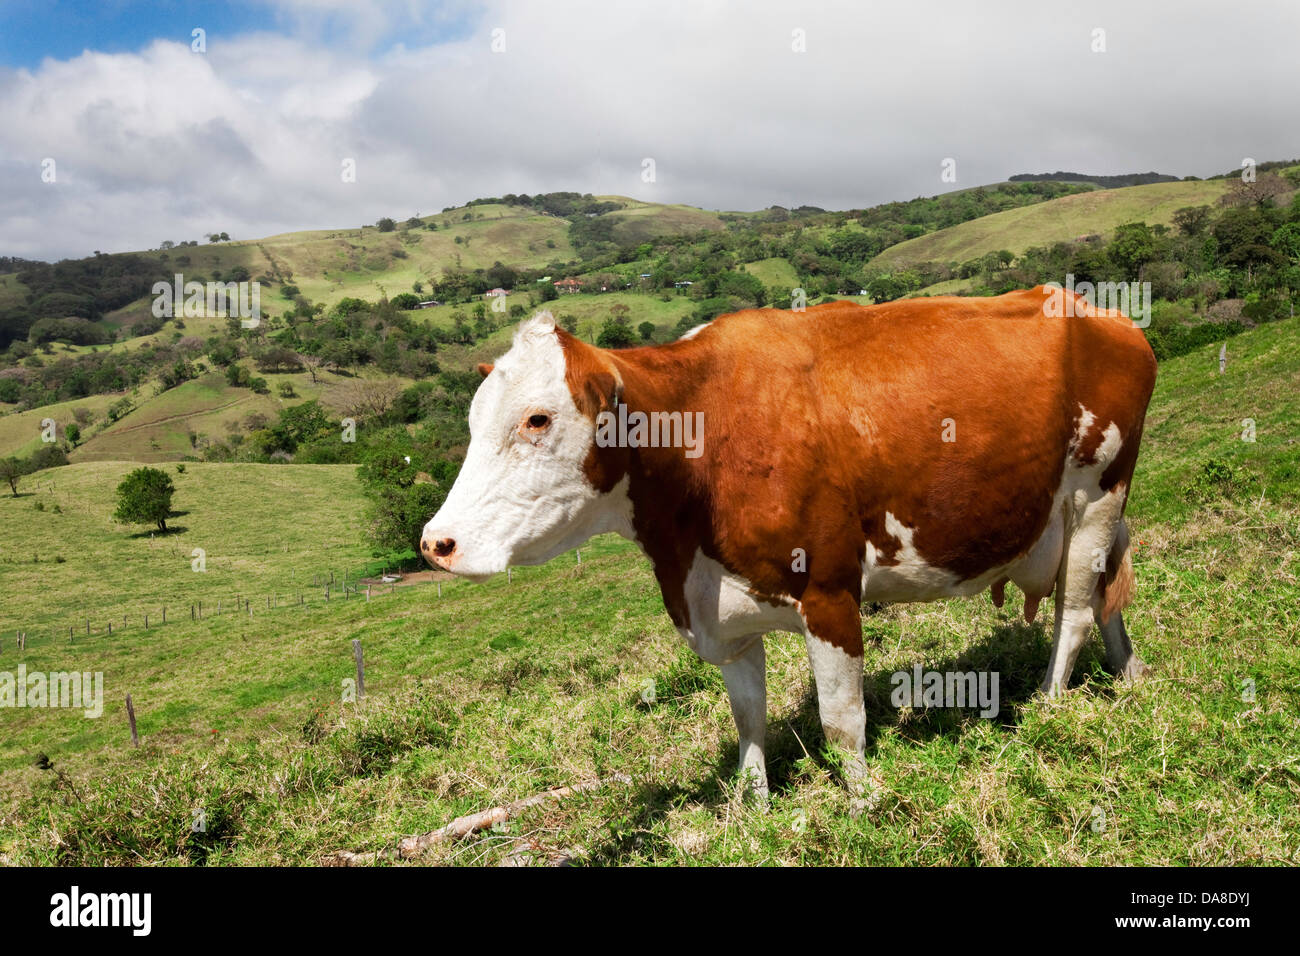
[553,278,584,294]
[415,300,442,309]
[484,288,509,298]
[674,281,693,288]
[639,273,653,280]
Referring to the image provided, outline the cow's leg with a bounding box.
[1098,521,1150,681]
[802,592,878,811]
[1041,489,1127,696]
[1099,609,1149,681]
[719,636,769,801]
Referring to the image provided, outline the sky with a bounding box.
[0,0,1297,261]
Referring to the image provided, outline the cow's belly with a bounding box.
[861,497,1065,605]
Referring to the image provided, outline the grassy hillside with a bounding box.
[0,461,375,641]
[871,180,1231,270]
[1,315,1296,865]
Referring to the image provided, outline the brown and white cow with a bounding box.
[420,287,1157,801]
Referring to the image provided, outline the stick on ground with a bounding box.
[325,773,632,866]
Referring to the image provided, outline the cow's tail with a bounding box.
[1100,518,1135,625]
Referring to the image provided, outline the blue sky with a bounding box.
[0,0,474,67]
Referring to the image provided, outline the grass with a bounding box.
[870,180,1232,270]
[0,316,1296,866]
[0,461,375,642]
[0,393,119,459]
[739,257,799,289]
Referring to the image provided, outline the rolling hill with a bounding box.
[872,179,1232,271]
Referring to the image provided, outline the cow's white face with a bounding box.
[420,312,626,581]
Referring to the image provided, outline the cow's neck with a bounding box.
[596,341,717,622]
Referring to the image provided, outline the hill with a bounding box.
[871,179,1232,271]
[1,315,1296,865]
[1009,171,1181,188]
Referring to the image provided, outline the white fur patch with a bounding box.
[675,549,803,664]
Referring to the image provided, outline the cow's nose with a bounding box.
[420,535,457,568]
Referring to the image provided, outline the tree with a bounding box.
[65,423,81,446]
[1172,205,1212,238]
[0,457,28,496]
[377,218,397,233]
[340,379,400,420]
[113,467,175,533]
[638,321,656,341]
[596,309,636,348]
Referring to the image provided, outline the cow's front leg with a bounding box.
[802,592,878,813]
[719,636,769,802]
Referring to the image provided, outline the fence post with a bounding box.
[576,549,581,564]
[351,639,366,699]
[437,581,442,598]
[126,694,140,748]
[108,622,112,636]
[162,607,166,624]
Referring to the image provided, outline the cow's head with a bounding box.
[420,312,629,581]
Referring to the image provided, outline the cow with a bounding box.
[420,287,1157,803]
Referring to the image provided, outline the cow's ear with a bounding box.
[557,329,622,420]
[476,362,494,378]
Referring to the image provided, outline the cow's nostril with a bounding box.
[433,538,456,558]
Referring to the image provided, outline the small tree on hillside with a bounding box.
[0,457,28,497]
[113,467,175,533]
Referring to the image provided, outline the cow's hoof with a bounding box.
[846,769,885,819]
[733,769,770,809]
[1117,657,1152,682]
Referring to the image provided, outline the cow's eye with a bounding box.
[527,413,550,429]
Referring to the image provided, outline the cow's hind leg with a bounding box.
[1098,520,1150,681]
[719,636,769,801]
[1041,487,1129,696]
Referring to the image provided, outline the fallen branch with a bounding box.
[325,773,632,866]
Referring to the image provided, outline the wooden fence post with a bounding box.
[126,694,140,748]
[352,639,366,699]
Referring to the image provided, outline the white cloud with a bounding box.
[1,0,1297,260]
